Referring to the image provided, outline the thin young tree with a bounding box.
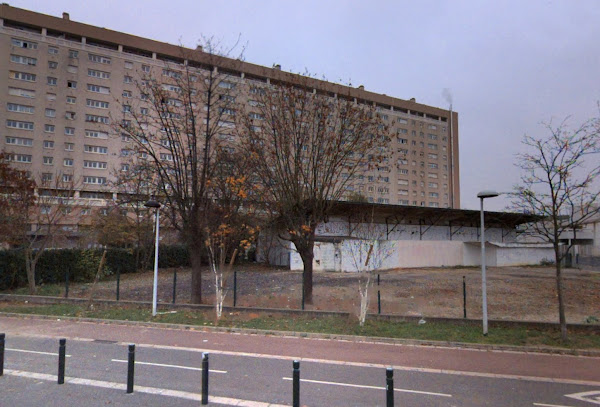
[512,116,600,341]
[345,205,394,326]
[205,148,259,319]
[117,39,244,303]
[237,79,388,303]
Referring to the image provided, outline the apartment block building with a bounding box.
[0,5,460,219]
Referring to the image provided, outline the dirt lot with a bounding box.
[33,265,600,324]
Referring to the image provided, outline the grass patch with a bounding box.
[1,302,598,350]
[9,284,63,297]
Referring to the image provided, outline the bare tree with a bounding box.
[236,79,388,303]
[110,160,156,269]
[512,116,600,341]
[117,39,244,303]
[345,206,394,325]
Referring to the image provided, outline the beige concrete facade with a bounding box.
[0,5,460,222]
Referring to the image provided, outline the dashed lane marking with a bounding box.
[282,377,452,397]
[3,369,288,407]
[111,358,227,373]
[6,348,71,357]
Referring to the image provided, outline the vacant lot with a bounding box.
[12,265,600,324]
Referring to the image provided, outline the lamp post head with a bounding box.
[144,198,161,209]
[477,190,500,199]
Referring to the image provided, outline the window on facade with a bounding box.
[7,103,34,114]
[11,38,37,49]
[43,140,54,149]
[124,61,133,69]
[47,77,57,86]
[68,50,78,58]
[43,156,54,165]
[84,145,108,154]
[45,108,56,118]
[10,54,37,65]
[63,158,74,166]
[86,99,109,109]
[5,136,33,146]
[87,84,110,94]
[48,46,58,55]
[7,120,34,130]
[10,71,36,82]
[44,124,55,133]
[9,87,35,98]
[88,54,111,64]
[64,143,74,151]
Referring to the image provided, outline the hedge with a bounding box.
[0,245,192,291]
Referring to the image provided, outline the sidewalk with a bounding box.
[1,314,599,385]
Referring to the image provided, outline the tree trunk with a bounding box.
[24,248,36,295]
[190,242,203,304]
[554,245,568,341]
[297,247,314,305]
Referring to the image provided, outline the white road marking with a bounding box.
[533,403,577,407]
[282,376,452,397]
[111,358,227,373]
[6,348,71,357]
[565,390,600,405]
[3,369,288,407]
[135,343,600,387]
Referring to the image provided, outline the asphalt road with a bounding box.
[0,316,599,406]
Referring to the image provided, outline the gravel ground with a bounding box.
[43,264,600,324]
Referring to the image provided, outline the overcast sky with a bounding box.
[9,0,600,210]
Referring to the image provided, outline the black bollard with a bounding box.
[172,269,177,304]
[293,360,300,407]
[378,290,382,315]
[233,271,237,307]
[0,333,5,376]
[65,271,69,299]
[462,275,467,319]
[116,267,121,301]
[201,352,209,405]
[386,367,394,407]
[58,338,66,384]
[127,344,135,393]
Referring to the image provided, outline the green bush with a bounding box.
[0,245,192,291]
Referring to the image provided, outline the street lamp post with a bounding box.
[477,190,499,336]
[144,198,161,317]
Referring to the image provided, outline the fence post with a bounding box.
[233,271,237,307]
[172,268,177,304]
[293,360,300,407]
[127,344,135,393]
[58,338,66,384]
[201,352,209,405]
[301,274,305,311]
[0,333,5,376]
[386,367,394,407]
[65,270,69,299]
[116,267,121,301]
[378,274,381,314]
[462,275,467,319]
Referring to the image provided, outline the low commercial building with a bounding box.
[259,203,552,271]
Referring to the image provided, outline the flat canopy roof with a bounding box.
[329,202,542,229]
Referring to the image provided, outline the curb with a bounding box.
[1,312,599,358]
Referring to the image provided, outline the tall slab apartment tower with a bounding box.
[0,5,460,226]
